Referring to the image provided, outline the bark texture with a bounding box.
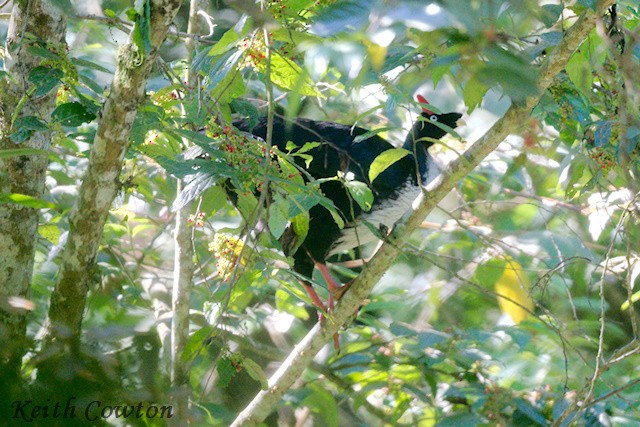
[0,0,66,400]
[169,1,209,422]
[42,0,183,350]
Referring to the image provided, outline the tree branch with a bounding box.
[41,0,184,350]
[0,0,66,400]
[169,0,209,423]
[230,2,614,425]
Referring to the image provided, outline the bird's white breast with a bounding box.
[327,156,439,256]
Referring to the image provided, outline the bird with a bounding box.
[229,95,463,314]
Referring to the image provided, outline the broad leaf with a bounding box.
[369,148,409,183]
[345,180,373,211]
[51,102,96,126]
[9,116,49,143]
[311,0,375,37]
[0,193,56,209]
[240,357,269,390]
[268,195,289,239]
[28,66,63,97]
[0,147,47,158]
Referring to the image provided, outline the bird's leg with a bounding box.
[316,262,352,301]
[303,274,341,350]
[302,280,327,313]
[316,262,341,296]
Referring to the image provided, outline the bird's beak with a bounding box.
[456,117,467,128]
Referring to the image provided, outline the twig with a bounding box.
[76,13,216,44]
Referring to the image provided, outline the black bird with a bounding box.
[231,95,463,311]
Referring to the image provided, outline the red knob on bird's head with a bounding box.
[416,94,435,116]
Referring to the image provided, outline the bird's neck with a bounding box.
[403,122,433,182]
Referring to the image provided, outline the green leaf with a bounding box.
[208,26,241,57]
[311,0,375,37]
[172,172,218,211]
[28,66,63,97]
[368,148,409,183]
[9,116,49,143]
[205,48,244,91]
[51,102,96,126]
[78,73,105,95]
[576,0,596,10]
[565,160,586,199]
[26,46,61,60]
[345,180,373,211]
[0,193,56,209]
[39,224,61,244]
[267,54,318,96]
[474,258,506,287]
[231,98,259,129]
[565,46,593,97]
[183,326,216,362]
[295,141,321,154]
[435,412,484,426]
[0,147,47,158]
[131,0,151,56]
[302,384,339,427]
[514,399,547,426]
[276,289,309,320]
[477,47,538,101]
[217,357,236,388]
[125,7,137,22]
[211,69,246,105]
[268,195,289,239]
[288,212,309,253]
[318,197,345,229]
[353,127,389,143]
[540,4,564,28]
[240,357,268,390]
[463,74,488,113]
[71,57,111,73]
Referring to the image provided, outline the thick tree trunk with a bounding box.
[41,0,184,352]
[0,0,66,400]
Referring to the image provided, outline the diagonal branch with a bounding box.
[41,0,184,350]
[230,2,614,425]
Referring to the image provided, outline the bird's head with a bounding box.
[405,94,464,148]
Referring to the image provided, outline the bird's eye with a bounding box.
[429,115,438,121]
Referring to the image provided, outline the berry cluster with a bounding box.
[313,0,337,8]
[56,85,71,105]
[208,233,248,282]
[209,122,273,195]
[187,212,205,227]
[266,0,290,22]
[548,84,573,123]
[238,36,301,72]
[588,146,616,173]
[208,122,303,196]
[238,38,267,70]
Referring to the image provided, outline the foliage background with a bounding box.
[1,0,639,425]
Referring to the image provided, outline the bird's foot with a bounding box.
[315,262,352,303]
[302,280,340,350]
[333,278,353,300]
